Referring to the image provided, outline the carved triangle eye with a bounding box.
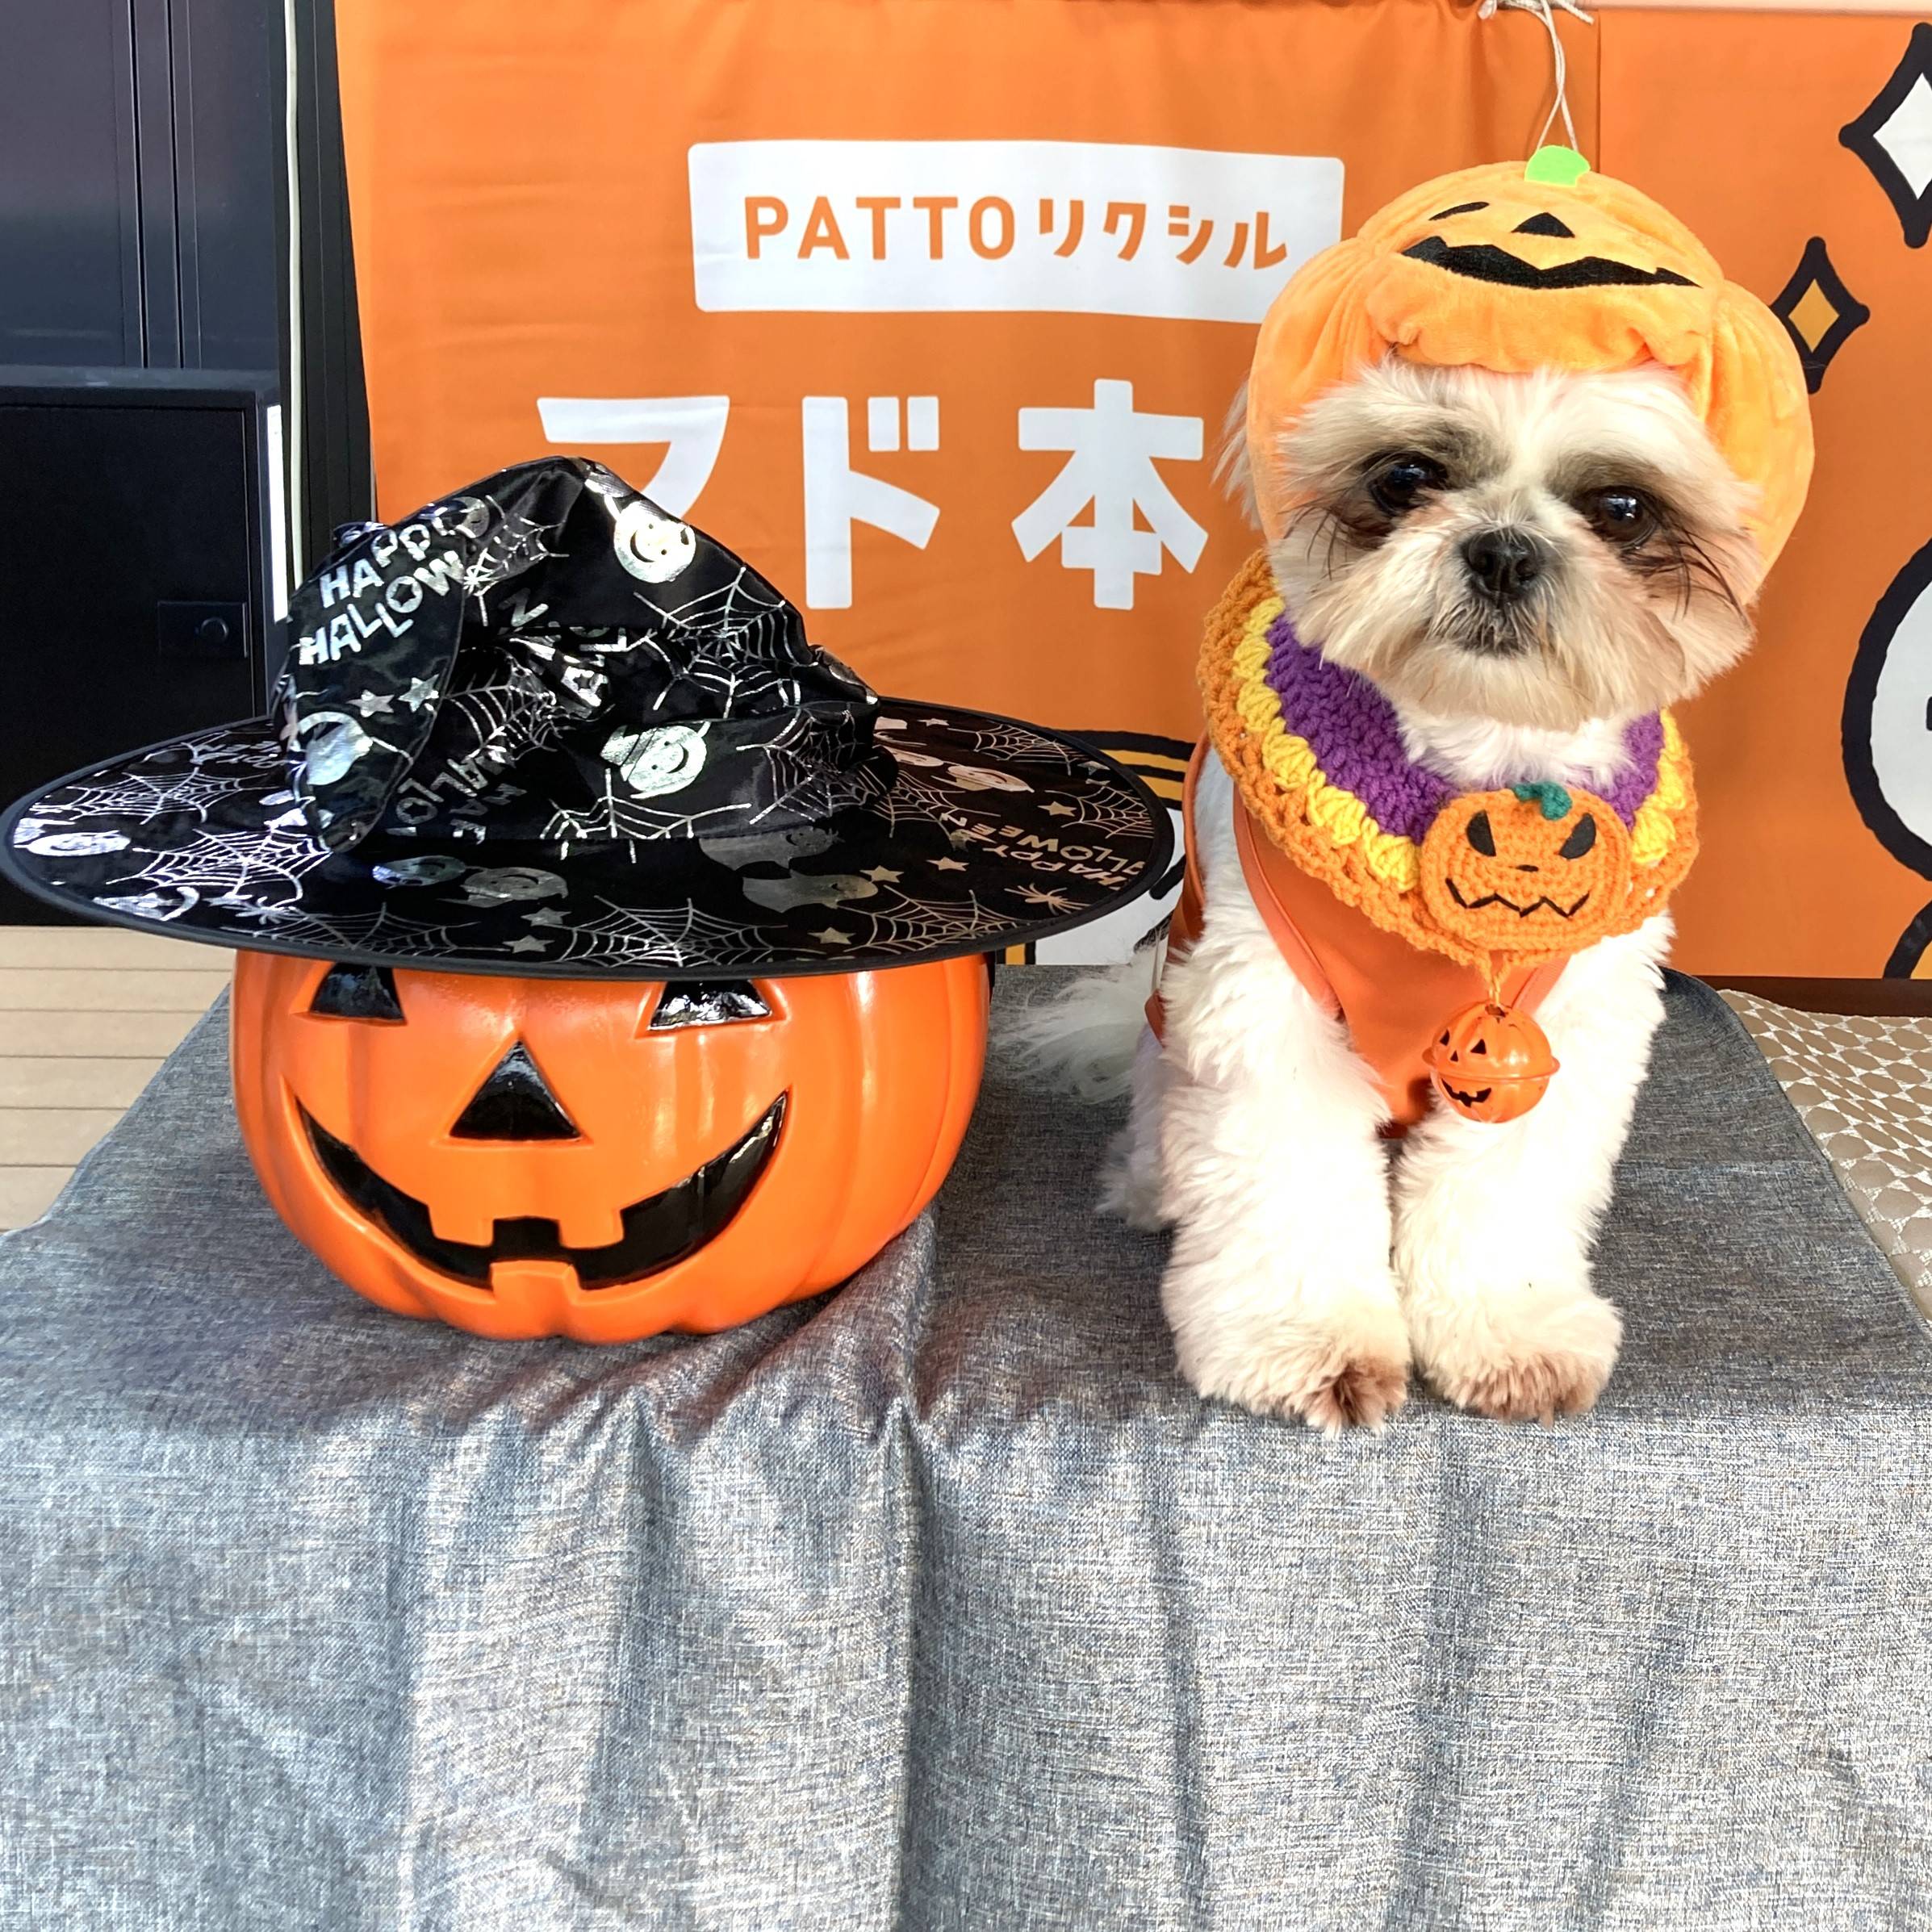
[450,1041,581,1141]
[309,962,405,1022]
[1465,811,1497,857]
[648,981,772,1031]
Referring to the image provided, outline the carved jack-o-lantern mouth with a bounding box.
[1443,876,1591,921]
[301,1095,784,1289]
[1400,232,1697,291]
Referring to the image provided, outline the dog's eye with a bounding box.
[1367,453,1449,516]
[1583,487,1657,546]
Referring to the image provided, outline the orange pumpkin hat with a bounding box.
[1245,146,1814,567]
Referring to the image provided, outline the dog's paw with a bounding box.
[1296,1348,1411,1434]
[1406,1278,1621,1425]
[1097,1127,1171,1231]
[1172,1296,1411,1434]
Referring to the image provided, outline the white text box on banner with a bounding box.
[688,140,1344,322]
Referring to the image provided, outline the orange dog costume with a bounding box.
[1155,147,1813,1131]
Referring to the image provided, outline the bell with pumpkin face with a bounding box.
[1423,1001,1561,1127]
[2,458,1170,1340]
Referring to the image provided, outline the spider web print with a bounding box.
[535,881,1010,972]
[751,709,888,825]
[1043,784,1160,844]
[939,719,1089,773]
[536,900,803,972]
[19,730,284,837]
[621,625,804,722]
[868,713,1151,851]
[868,734,1047,837]
[420,663,571,791]
[617,567,822,721]
[650,564,797,653]
[868,759,983,836]
[535,709,887,850]
[215,897,478,960]
[120,818,336,913]
[461,509,563,616]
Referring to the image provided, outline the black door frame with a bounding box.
[284,0,372,579]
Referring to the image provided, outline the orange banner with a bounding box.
[1596,9,1932,977]
[336,0,1932,973]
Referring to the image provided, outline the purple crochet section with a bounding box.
[1261,609,1662,841]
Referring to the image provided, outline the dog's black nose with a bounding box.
[1461,528,1544,604]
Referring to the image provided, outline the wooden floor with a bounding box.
[0,926,227,1231]
[1,924,1920,1242]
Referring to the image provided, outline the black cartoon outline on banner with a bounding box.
[1767,236,1871,395]
[1842,531,1932,974]
[1840,23,1932,249]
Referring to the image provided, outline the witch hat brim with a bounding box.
[1,702,1171,979]
[2,458,1171,976]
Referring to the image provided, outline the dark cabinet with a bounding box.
[0,0,282,374]
[0,369,282,922]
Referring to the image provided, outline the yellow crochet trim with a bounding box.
[1199,553,1700,971]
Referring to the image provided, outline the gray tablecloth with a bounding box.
[1,972,1929,1930]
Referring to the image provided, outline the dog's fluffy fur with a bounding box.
[1021,360,1762,1428]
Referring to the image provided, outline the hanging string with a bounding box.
[1479,0,1595,157]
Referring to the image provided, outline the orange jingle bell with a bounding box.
[1424,1001,1560,1125]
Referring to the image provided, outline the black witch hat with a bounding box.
[1,458,1169,977]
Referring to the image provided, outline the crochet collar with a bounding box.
[1199,554,1699,976]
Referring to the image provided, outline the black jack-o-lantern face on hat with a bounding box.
[1398,186,1700,291]
[1242,147,1815,574]
[1368,151,1717,320]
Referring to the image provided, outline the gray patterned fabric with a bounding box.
[1,972,1929,1930]
[1722,989,1932,1320]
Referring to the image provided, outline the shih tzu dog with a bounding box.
[1025,353,1767,1429]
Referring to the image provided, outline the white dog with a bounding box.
[1026,358,1763,1431]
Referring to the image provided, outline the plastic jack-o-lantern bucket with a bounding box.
[230,950,989,1342]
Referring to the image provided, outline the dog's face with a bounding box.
[1265,360,1762,731]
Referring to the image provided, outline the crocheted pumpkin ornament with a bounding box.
[1201,148,1810,1123]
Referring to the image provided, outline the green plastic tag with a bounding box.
[1524,144,1590,187]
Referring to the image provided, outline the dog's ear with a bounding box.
[1213,380,1259,530]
